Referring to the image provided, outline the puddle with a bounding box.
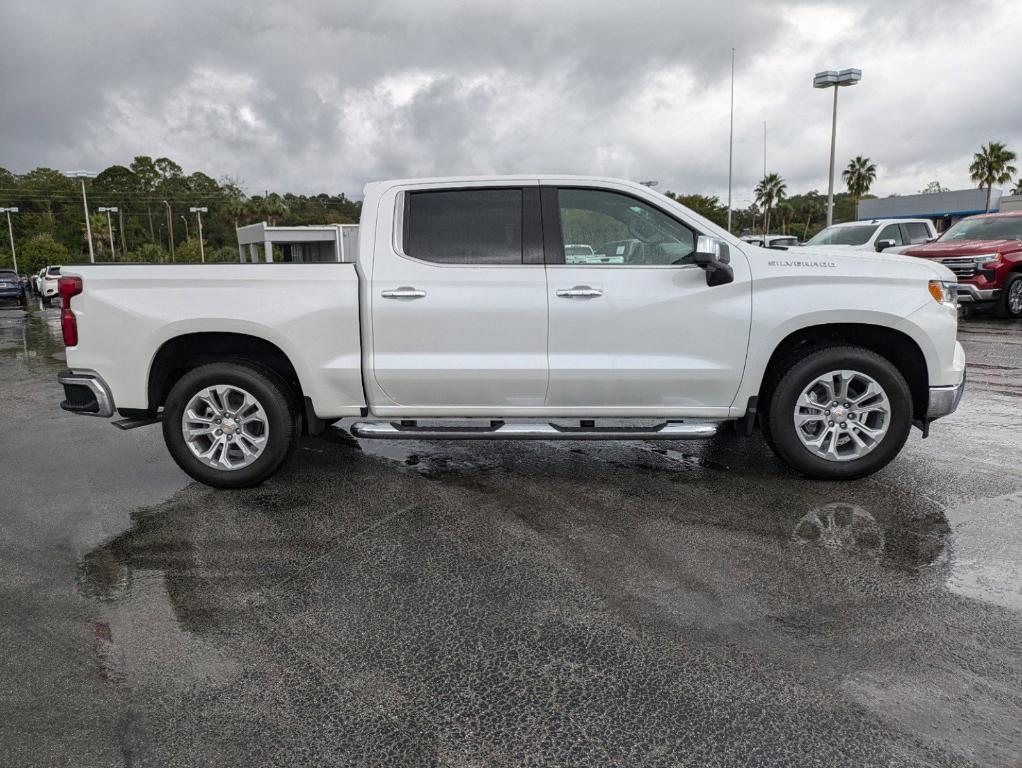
[357,437,499,481]
[0,303,68,373]
[944,491,1022,612]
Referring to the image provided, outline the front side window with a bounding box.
[877,224,904,245]
[557,188,695,265]
[404,188,523,265]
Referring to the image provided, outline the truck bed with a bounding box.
[62,263,365,417]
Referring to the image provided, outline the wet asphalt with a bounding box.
[0,300,1020,767]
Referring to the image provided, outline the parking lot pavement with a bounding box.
[1,302,1020,767]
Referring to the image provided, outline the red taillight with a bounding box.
[59,276,83,347]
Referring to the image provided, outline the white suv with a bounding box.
[802,219,936,254]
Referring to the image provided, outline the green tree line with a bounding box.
[0,156,362,274]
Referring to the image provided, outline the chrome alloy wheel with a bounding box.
[182,385,269,470]
[1009,278,1022,315]
[793,370,891,462]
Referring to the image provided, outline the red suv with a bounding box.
[902,211,1022,318]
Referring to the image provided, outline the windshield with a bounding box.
[805,225,876,246]
[939,216,1022,242]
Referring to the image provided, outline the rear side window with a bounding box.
[405,189,523,265]
[47,266,61,275]
[905,223,931,244]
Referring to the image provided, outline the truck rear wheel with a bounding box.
[765,346,912,480]
[162,362,299,489]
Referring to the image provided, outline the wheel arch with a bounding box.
[146,332,305,416]
[758,323,930,421]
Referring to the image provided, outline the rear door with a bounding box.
[542,184,752,413]
[370,183,549,410]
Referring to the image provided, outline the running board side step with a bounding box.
[349,421,719,440]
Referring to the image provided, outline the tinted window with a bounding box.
[557,188,695,265]
[905,223,932,244]
[805,225,876,246]
[46,266,61,275]
[878,224,904,245]
[405,189,523,265]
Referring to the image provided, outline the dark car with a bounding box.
[0,268,27,307]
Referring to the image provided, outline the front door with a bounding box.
[370,184,549,411]
[543,185,752,413]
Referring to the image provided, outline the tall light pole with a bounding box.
[813,69,861,226]
[727,47,735,233]
[190,207,208,263]
[67,171,97,262]
[180,215,190,241]
[0,207,18,272]
[98,206,118,260]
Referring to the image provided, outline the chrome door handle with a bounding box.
[556,285,603,299]
[381,287,426,299]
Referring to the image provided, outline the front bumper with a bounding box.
[956,283,1001,304]
[58,369,115,417]
[926,372,965,420]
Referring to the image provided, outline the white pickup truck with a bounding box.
[56,176,966,488]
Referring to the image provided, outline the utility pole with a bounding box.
[190,207,208,263]
[727,48,735,233]
[67,171,97,262]
[163,200,175,261]
[118,207,126,253]
[98,207,118,259]
[0,207,18,272]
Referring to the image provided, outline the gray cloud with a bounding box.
[2,0,1020,202]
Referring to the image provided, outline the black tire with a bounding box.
[766,346,913,480]
[994,273,1022,319]
[162,361,299,489]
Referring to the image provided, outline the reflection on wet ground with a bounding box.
[2,307,1021,766]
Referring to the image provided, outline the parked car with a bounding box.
[39,265,62,305]
[740,234,801,248]
[802,219,936,254]
[56,175,964,487]
[902,210,1022,318]
[0,268,27,306]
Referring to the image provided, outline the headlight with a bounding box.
[928,280,958,307]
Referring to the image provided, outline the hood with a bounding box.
[744,242,954,282]
[902,238,1022,258]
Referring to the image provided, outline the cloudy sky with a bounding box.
[3,0,1021,203]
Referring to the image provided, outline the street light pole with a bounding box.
[813,69,861,227]
[67,171,97,262]
[727,47,734,233]
[98,207,118,260]
[190,207,208,263]
[1,207,19,272]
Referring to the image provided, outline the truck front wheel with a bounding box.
[995,273,1022,319]
[765,346,913,480]
[162,362,299,489]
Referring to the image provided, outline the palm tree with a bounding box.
[841,156,877,218]
[754,173,786,235]
[970,141,1018,211]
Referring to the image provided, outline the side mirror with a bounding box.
[925,236,938,243]
[693,235,734,286]
[875,238,896,252]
